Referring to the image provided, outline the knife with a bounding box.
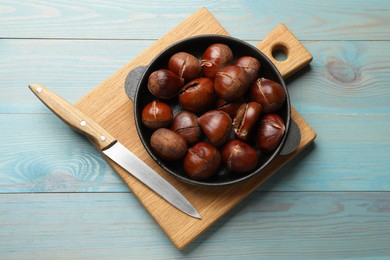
[28,83,201,219]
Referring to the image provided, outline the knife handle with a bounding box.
[29,83,116,150]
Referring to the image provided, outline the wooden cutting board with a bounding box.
[74,7,316,249]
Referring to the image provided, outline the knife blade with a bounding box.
[28,83,201,219]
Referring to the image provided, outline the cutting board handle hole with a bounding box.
[271,43,288,62]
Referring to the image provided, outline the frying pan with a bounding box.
[125,35,301,186]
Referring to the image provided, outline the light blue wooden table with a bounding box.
[1,1,389,259]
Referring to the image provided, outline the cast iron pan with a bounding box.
[125,35,301,186]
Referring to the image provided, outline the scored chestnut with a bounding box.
[147,69,184,99]
[168,52,201,82]
[250,78,286,113]
[171,111,202,145]
[214,65,250,101]
[256,114,286,154]
[183,142,221,181]
[141,100,173,130]
[235,56,261,85]
[150,128,188,161]
[179,77,215,113]
[233,102,262,141]
[198,110,233,147]
[221,139,259,174]
[201,43,233,80]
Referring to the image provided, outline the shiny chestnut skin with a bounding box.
[183,142,221,180]
[214,65,250,101]
[215,97,244,119]
[171,111,202,145]
[201,43,233,80]
[235,56,261,85]
[141,100,173,130]
[168,52,201,82]
[198,110,232,147]
[150,128,188,161]
[256,114,286,154]
[179,78,215,113]
[233,102,262,141]
[147,69,184,99]
[250,78,286,113]
[221,139,259,174]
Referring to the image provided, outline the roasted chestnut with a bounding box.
[201,43,233,80]
[150,128,188,161]
[179,78,215,113]
[221,139,259,174]
[147,69,184,99]
[171,111,202,145]
[141,100,173,130]
[214,65,250,101]
[250,78,286,113]
[233,102,262,141]
[183,142,221,180]
[168,52,201,82]
[198,110,232,147]
[235,56,261,85]
[256,114,286,154]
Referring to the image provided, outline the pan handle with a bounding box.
[279,119,301,155]
[125,66,147,101]
[257,24,312,79]
[125,65,302,155]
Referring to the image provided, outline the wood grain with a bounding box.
[1,192,389,259]
[63,8,315,249]
[1,0,389,40]
[257,23,312,78]
[1,0,390,257]
[1,114,389,193]
[2,40,390,114]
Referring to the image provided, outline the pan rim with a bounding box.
[133,34,291,186]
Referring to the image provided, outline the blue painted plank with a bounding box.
[0,1,389,40]
[1,39,390,114]
[1,0,389,257]
[0,38,153,113]
[0,114,125,192]
[288,41,390,115]
[0,113,389,192]
[1,192,389,258]
[262,114,390,192]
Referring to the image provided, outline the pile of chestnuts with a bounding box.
[141,43,287,181]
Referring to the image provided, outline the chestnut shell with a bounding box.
[179,77,215,113]
[201,43,233,80]
[150,128,188,161]
[235,56,261,85]
[184,142,221,181]
[221,139,259,174]
[250,78,286,113]
[171,111,202,145]
[147,69,184,99]
[256,114,286,154]
[168,52,201,81]
[198,110,233,147]
[133,35,291,186]
[214,65,250,101]
[141,100,173,130]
